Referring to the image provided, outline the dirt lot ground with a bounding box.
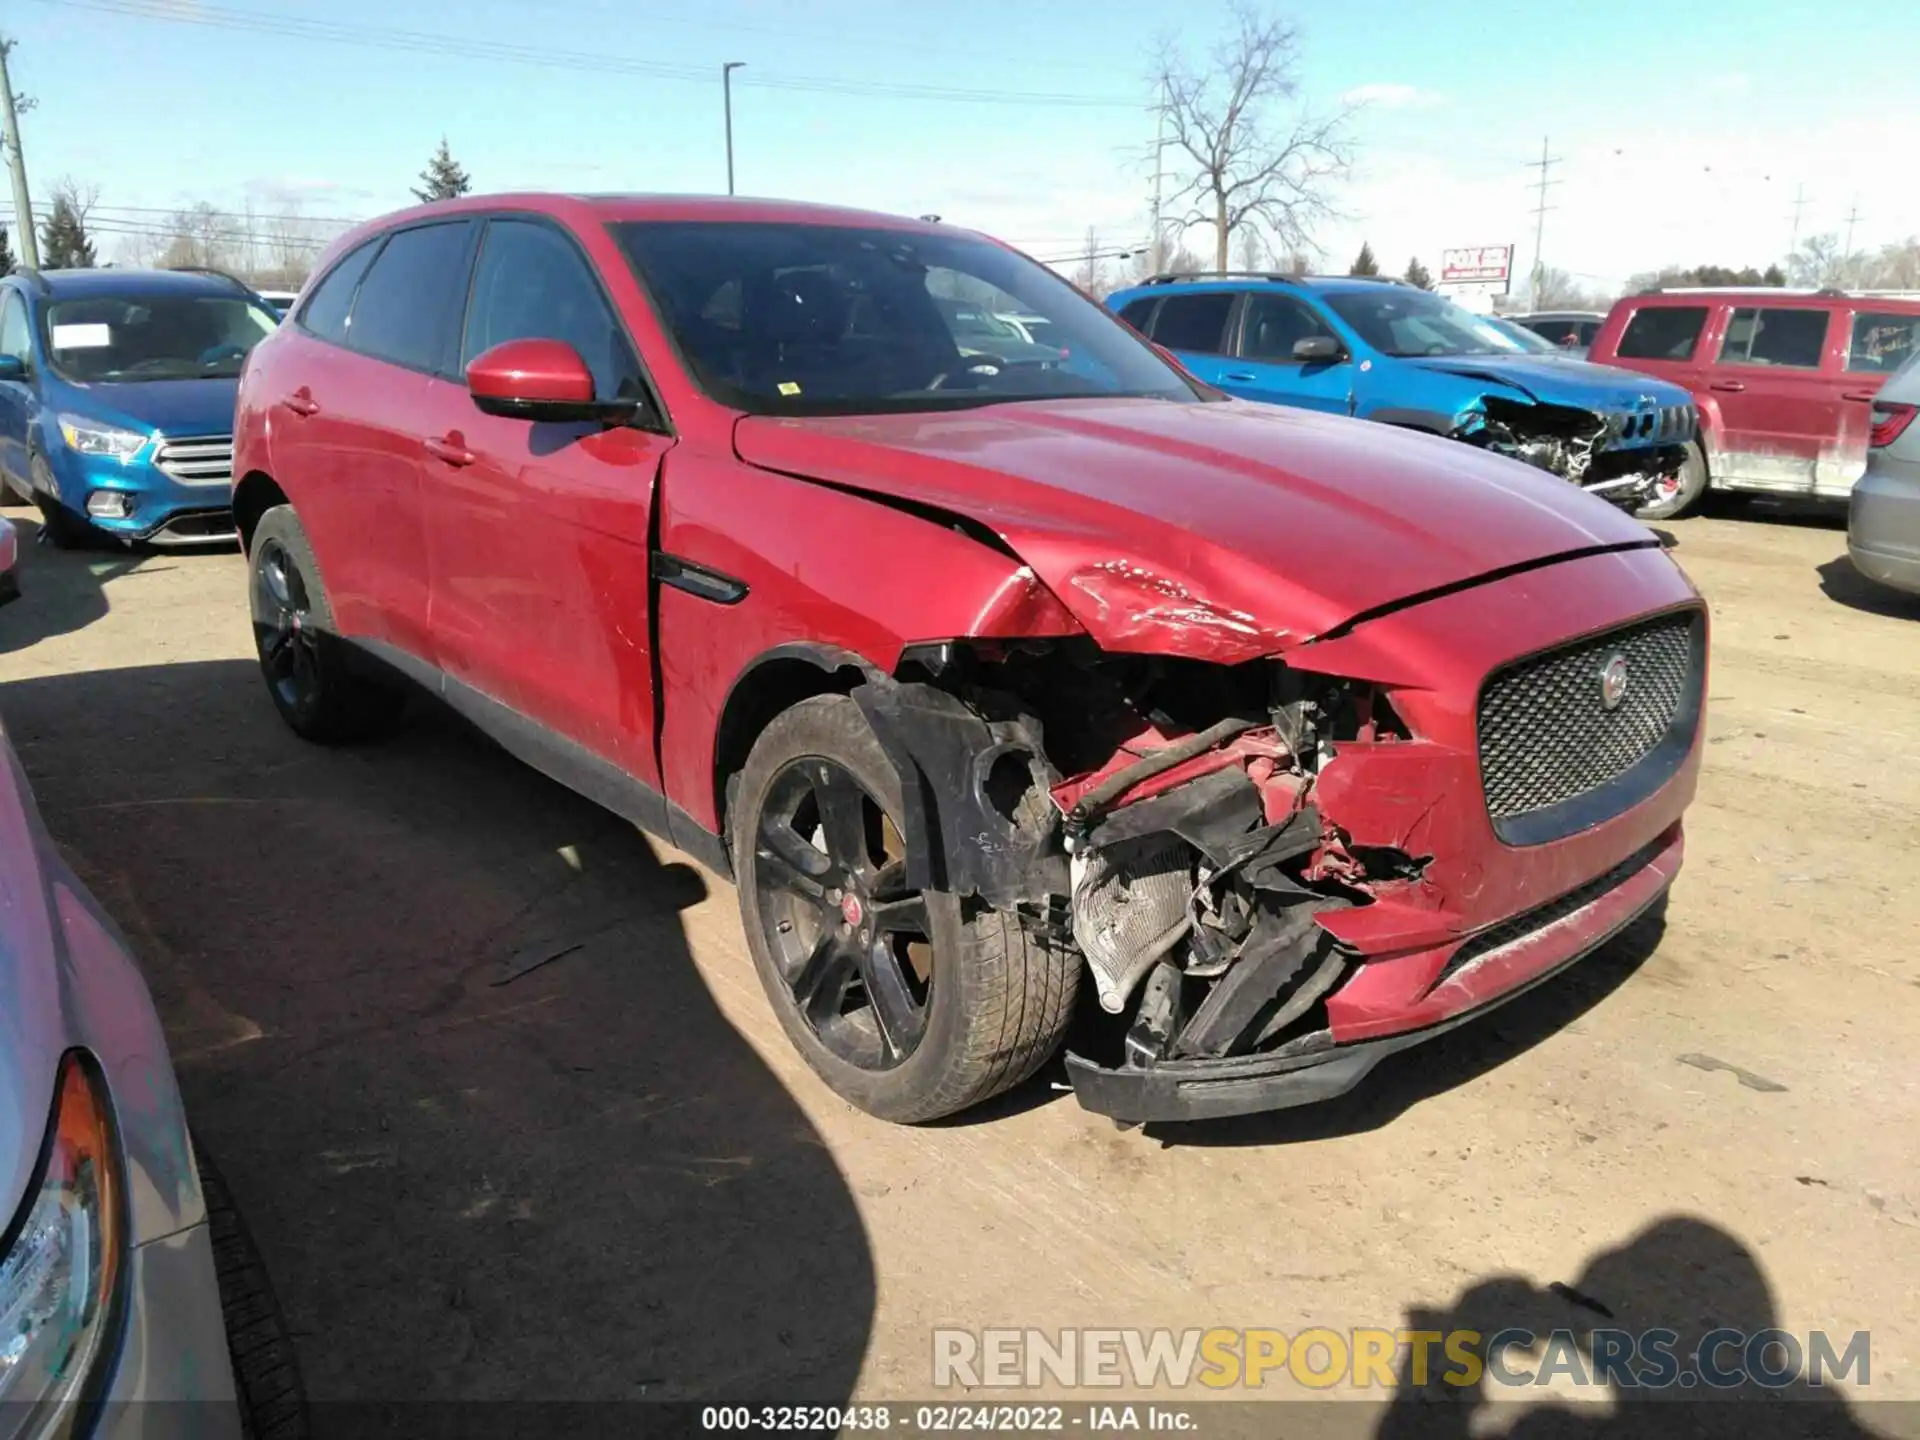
[1,497,1916,1437]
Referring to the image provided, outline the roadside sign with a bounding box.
[1438,245,1513,298]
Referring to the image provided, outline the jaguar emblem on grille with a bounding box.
[1598,653,1630,710]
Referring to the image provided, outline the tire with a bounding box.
[1634,439,1710,521]
[248,504,406,744]
[731,694,1079,1123]
[30,452,96,548]
[196,1147,310,1440]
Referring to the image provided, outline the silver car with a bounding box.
[0,715,296,1438]
[1848,347,1920,594]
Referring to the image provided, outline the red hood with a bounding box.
[733,397,1657,663]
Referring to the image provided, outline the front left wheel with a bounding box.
[731,694,1079,1123]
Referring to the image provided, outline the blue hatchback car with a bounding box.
[1106,274,1701,518]
[0,268,281,548]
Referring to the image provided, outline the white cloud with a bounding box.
[1702,73,1751,94]
[1341,83,1438,110]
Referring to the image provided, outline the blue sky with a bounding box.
[9,0,1914,290]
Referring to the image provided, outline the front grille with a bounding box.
[1607,404,1694,446]
[1477,611,1699,830]
[153,435,233,486]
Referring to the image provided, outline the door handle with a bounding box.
[1841,390,1877,402]
[424,432,475,467]
[1220,372,1259,383]
[281,389,320,417]
[1708,380,1746,393]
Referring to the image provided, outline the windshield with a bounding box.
[1323,288,1533,359]
[613,221,1198,415]
[1487,316,1560,353]
[45,293,280,382]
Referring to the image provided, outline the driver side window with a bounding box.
[462,219,644,402]
[1240,294,1338,361]
[0,292,31,364]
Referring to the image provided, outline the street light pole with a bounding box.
[722,62,745,196]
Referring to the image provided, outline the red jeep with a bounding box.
[232,195,1706,1125]
[1588,287,1920,517]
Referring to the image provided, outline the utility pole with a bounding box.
[1148,77,1168,274]
[1843,197,1862,259]
[0,38,38,270]
[722,61,745,197]
[1523,135,1560,303]
[1786,182,1808,262]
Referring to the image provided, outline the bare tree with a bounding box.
[157,201,232,270]
[1235,226,1267,273]
[1531,266,1609,310]
[1153,5,1356,274]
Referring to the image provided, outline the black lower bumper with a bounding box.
[1063,875,1671,1125]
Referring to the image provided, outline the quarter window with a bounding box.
[299,239,382,347]
[346,221,477,374]
[1717,307,1827,369]
[1149,293,1235,354]
[461,220,643,401]
[1117,298,1158,332]
[1846,311,1920,374]
[1615,306,1708,361]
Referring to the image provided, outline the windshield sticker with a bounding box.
[51,323,112,350]
[777,381,802,396]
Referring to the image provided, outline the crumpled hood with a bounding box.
[1403,354,1693,411]
[734,397,1659,662]
[64,379,239,438]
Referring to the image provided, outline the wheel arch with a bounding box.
[232,470,289,556]
[710,642,882,837]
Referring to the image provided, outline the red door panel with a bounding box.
[262,338,434,653]
[1704,304,1844,494]
[419,376,669,784]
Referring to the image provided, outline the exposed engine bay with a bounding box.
[857,638,1422,1079]
[1452,395,1692,511]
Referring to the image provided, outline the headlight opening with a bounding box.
[0,1052,124,1427]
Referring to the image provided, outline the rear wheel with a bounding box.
[248,505,406,743]
[1634,440,1710,521]
[196,1147,309,1440]
[732,694,1078,1122]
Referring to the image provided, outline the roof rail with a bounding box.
[1301,273,1411,286]
[1142,271,1300,286]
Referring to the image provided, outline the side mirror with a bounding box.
[0,354,26,382]
[466,338,636,424]
[1292,335,1344,362]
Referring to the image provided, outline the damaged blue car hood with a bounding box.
[1402,354,1691,411]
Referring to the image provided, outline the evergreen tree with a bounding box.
[1762,263,1786,287]
[1403,256,1432,290]
[1349,241,1379,276]
[39,196,95,269]
[411,138,472,202]
[0,224,14,275]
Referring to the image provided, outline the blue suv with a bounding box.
[1106,273,1699,516]
[0,267,281,547]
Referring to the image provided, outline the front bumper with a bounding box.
[1066,823,1682,1123]
[36,444,237,546]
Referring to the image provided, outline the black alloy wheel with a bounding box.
[251,538,323,717]
[751,757,935,1071]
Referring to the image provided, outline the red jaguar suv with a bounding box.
[231,194,1706,1125]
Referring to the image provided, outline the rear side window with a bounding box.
[346,221,477,374]
[1150,293,1235,354]
[1615,306,1708,361]
[299,239,381,346]
[0,291,29,361]
[1847,311,1920,374]
[1717,307,1827,369]
[1116,298,1158,332]
[461,219,643,401]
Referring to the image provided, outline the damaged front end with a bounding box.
[1454,395,1696,512]
[854,581,1699,1125]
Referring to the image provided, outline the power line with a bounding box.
[32,0,1139,108]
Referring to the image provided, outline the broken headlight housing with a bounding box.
[0,1053,122,1438]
